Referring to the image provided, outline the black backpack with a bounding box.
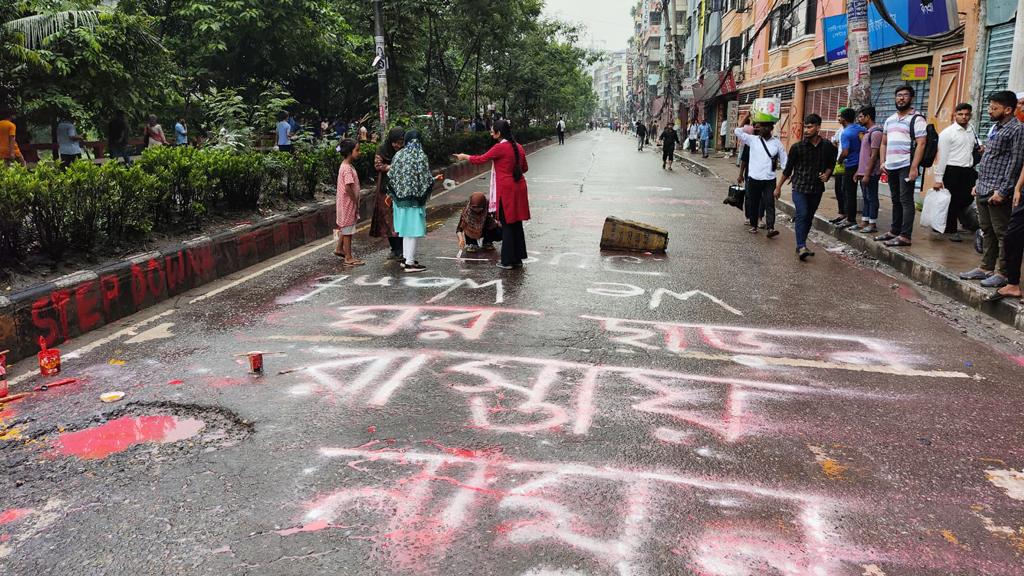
[910,115,939,168]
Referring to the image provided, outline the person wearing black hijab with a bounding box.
[371,127,406,260]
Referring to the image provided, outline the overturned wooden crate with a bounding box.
[599,217,669,253]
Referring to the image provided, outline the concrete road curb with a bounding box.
[673,152,1024,332]
[0,135,566,364]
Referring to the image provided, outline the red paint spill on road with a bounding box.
[1010,355,1024,368]
[168,379,184,386]
[275,519,335,535]
[0,406,18,422]
[0,508,32,525]
[51,415,205,460]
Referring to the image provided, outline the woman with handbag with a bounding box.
[455,119,530,269]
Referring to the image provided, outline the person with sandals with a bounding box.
[334,139,365,266]
[735,113,787,237]
[389,130,437,273]
[875,85,927,247]
[989,160,1024,302]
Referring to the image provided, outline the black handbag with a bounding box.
[724,184,745,210]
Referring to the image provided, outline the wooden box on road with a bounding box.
[599,217,669,253]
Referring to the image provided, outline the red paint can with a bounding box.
[37,337,61,377]
[247,353,264,374]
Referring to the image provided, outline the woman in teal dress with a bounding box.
[388,130,436,273]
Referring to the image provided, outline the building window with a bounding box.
[650,11,662,25]
[648,37,661,50]
[769,4,792,49]
[791,0,817,38]
[803,0,817,35]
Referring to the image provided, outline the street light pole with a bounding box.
[847,0,872,108]
[372,0,390,136]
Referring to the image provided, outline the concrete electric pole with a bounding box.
[372,0,390,136]
[847,0,872,108]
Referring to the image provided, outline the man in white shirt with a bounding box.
[56,115,85,168]
[932,103,979,242]
[720,118,728,153]
[556,118,566,145]
[735,114,788,237]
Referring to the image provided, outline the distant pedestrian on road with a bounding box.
[56,114,85,167]
[648,121,656,145]
[371,127,406,262]
[960,91,1024,289]
[687,121,699,153]
[720,118,728,152]
[457,192,501,253]
[557,117,566,145]
[334,138,364,267]
[636,121,647,151]
[854,106,882,233]
[698,119,711,158]
[776,114,836,260]
[107,110,131,165]
[1,108,26,167]
[837,107,866,230]
[389,130,437,273]
[932,103,979,242]
[658,124,679,171]
[876,85,927,247]
[735,113,787,237]
[276,112,293,152]
[456,119,530,270]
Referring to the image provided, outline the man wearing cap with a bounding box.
[736,113,787,237]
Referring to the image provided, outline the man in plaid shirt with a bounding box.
[960,91,1024,289]
[775,114,837,261]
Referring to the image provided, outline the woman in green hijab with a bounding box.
[388,130,437,273]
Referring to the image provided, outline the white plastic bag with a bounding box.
[920,188,951,233]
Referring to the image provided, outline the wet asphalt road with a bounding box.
[2,131,1023,576]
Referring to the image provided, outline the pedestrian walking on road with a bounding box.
[837,107,866,230]
[735,114,787,237]
[557,117,566,145]
[698,119,711,158]
[875,85,928,247]
[720,118,728,152]
[389,130,436,273]
[988,154,1024,302]
[334,139,365,267]
[456,119,530,270]
[658,124,679,171]
[854,106,882,233]
[276,112,293,152]
[457,192,501,253]
[371,127,406,262]
[636,121,648,152]
[959,91,1024,288]
[933,103,979,242]
[687,121,699,153]
[775,114,836,260]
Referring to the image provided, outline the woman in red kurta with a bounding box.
[456,120,530,268]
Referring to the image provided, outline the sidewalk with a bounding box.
[674,148,1024,331]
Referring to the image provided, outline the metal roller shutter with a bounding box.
[871,62,931,123]
[980,21,1015,139]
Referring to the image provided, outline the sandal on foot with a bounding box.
[874,232,897,242]
[883,237,912,247]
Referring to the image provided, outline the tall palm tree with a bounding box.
[4,8,102,50]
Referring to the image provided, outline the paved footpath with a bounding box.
[2,131,1023,575]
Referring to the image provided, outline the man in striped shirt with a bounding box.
[875,85,927,247]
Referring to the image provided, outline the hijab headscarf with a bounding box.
[378,127,406,164]
[388,130,435,207]
[458,192,497,239]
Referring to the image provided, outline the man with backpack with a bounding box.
[556,117,566,145]
[875,85,930,247]
[960,91,1024,290]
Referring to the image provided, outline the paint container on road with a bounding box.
[37,337,61,377]
[247,352,264,374]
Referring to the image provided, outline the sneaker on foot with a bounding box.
[766,229,780,238]
[748,227,759,234]
[798,247,812,261]
[948,232,963,242]
[959,267,993,280]
[386,252,404,261]
[465,244,479,253]
[980,273,1008,288]
[403,262,426,273]
[481,243,496,251]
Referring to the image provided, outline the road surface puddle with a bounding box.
[51,415,205,459]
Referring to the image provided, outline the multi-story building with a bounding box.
[593,50,629,124]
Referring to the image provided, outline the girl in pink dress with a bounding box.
[335,139,364,266]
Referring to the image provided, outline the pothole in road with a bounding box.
[1,401,253,463]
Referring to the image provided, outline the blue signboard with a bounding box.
[824,15,848,62]
[822,0,959,62]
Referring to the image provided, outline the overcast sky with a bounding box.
[542,0,634,52]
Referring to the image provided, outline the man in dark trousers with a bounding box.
[636,121,648,151]
[556,117,566,145]
[775,114,837,260]
[735,113,787,237]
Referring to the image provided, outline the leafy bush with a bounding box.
[29,162,77,261]
[104,164,158,242]
[0,164,38,265]
[206,150,267,209]
[137,146,214,229]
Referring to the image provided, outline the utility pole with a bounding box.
[847,0,872,108]
[372,0,390,136]
[967,0,988,129]
[1008,0,1024,91]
